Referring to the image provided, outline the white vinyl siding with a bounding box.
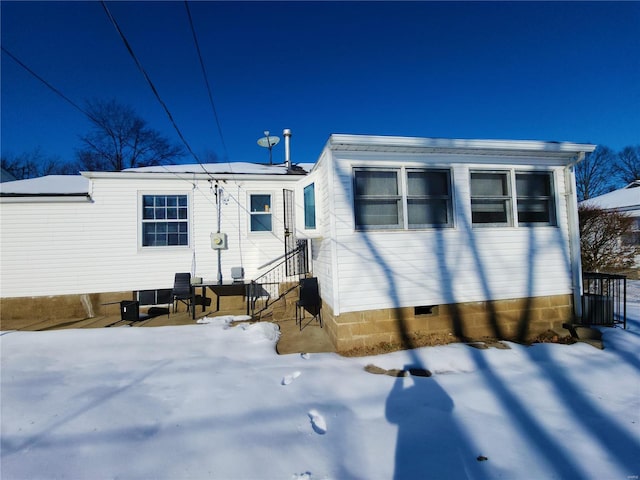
[1,175,300,298]
[328,154,573,315]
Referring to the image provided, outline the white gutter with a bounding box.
[564,152,586,322]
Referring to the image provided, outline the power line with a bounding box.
[100,0,207,171]
[1,46,213,188]
[1,46,103,126]
[184,0,229,162]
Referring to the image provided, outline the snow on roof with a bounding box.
[124,162,312,175]
[0,175,90,196]
[580,181,640,212]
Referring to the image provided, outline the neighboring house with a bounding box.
[580,180,640,266]
[0,134,596,351]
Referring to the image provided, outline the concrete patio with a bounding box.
[0,299,334,356]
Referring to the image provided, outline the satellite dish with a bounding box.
[257,130,280,165]
[257,136,280,148]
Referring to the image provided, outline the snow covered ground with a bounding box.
[2,284,639,480]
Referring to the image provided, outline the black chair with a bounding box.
[296,277,322,331]
[120,300,150,322]
[173,273,195,315]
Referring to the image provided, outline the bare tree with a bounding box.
[616,145,640,185]
[201,149,220,164]
[1,149,76,180]
[76,99,184,171]
[575,146,616,201]
[578,205,637,272]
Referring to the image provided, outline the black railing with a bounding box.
[581,272,627,329]
[249,241,309,318]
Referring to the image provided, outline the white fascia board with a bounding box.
[0,195,92,204]
[328,134,596,158]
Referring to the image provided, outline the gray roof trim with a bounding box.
[327,134,597,157]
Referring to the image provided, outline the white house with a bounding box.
[0,134,596,351]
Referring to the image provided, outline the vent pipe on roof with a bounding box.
[284,129,292,171]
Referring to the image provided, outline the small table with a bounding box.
[191,280,251,319]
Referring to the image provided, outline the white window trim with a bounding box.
[138,191,192,250]
[404,168,455,229]
[248,191,274,234]
[353,167,403,230]
[515,170,558,227]
[353,166,455,231]
[470,168,559,228]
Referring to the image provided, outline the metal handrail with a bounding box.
[249,243,308,318]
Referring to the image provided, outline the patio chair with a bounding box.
[120,300,150,322]
[296,277,322,331]
[173,272,195,315]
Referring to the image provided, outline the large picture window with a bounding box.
[304,183,316,229]
[516,172,556,225]
[354,169,402,229]
[470,171,513,226]
[142,194,189,246]
[250,194,272,232]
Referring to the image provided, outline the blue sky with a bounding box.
[2,1,639,167]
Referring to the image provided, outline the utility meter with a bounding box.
[211,232,228,250]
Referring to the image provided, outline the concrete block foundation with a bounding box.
[323,294,575,353]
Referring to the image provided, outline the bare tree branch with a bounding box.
[575,146,617,201]
[616,146,640,185]
[76,99,184,171]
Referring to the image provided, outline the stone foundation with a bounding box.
[323,294,575,353]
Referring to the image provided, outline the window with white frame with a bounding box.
[516,172,556,226]
[406,169,453,228]
[250,194,272,232]
[470,170,558,227]
[142,194,189,246]
[304,183,316,229]
[354,169,402,229]
[353,168,453,230]
[470,171,513,226]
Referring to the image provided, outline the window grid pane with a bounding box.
[250,194,273,232]
[354,169,401,229]
[470,172,512,226]
[142,195,189,246]
[516,173,555,225]
[406,170,452,228]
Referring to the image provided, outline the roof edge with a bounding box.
[327,134,597,154]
